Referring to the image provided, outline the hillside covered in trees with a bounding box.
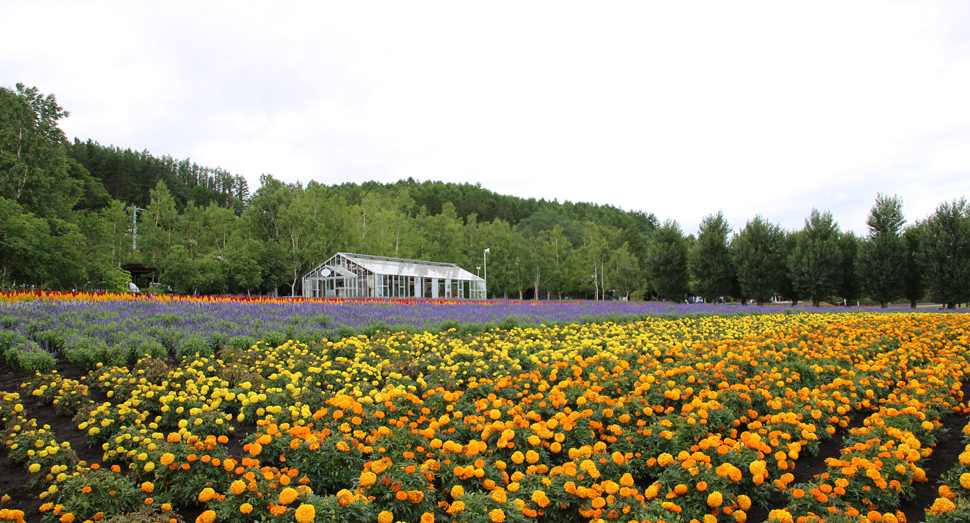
[3,83,970,307]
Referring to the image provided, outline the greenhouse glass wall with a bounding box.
[302,252,486,300]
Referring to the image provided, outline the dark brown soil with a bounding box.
[1,361,967,523]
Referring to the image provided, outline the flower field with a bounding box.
[1,293,970,523]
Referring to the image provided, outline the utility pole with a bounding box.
[127,206,146,250]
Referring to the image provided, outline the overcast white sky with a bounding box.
[4,0,970,236]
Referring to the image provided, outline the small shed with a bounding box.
[302,252,486,300]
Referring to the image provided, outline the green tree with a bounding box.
[194,252,227,295]
[902,224,924,308]
[279,182,353,296]
[787,209,843,307]
[160,244,198,294]
[916,199,970,308]
[856,194,907,308]
[689,212,734,303]
[474,218,521,299]
[0,83,80,218]
[416,202,464,265]
[0,196,50,288]
[225,237,263,295]
[140,181,180,266]
[730,215,786,305]
[609,241,641,299]
[645,219,689,302]
[839,231,861,305]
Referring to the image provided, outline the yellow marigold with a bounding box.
[59,514,75,523]
[737,494,752,511]
[279,487,298,505]
[526,450,540,464]
[224,479,244,496]
[704,515,718,523]
[408,490,424,504]
[767,509,793,523]
[749,460,766,477]
[733,509,747,523]
[195,510,216,523]
[960,452,970,466]
[451,485,464,498]
[159,453,175,466]
[657,453,675,466]
[360,471,377,488]
[239,503,253,514]
[420,514,434,523]
[447,501,465,514]
[489,508,506,523]
[197,488,216,503]
[491,489,507,504]
[511,451,524,464]
[707,490,723,508]
[961,473,970,490]
[294,504,315,523]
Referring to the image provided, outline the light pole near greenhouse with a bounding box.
[483,248,490,300]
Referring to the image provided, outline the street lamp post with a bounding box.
[483,248,490,300]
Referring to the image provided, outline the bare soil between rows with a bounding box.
[1,360,967,523]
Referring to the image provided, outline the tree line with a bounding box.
[2,83,968,307]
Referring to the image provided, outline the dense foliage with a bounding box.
[4,83,970,307]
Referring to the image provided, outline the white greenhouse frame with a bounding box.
[302,252,486,300]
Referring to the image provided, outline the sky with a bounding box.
[3,0,970,236]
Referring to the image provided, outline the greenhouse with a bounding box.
[302,252,486,300]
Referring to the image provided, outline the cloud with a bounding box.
[2,0,970,238]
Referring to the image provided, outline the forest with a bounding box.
[2,83,969,308]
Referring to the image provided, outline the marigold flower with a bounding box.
[359,470,377,488]
[239,503,253,514]
[195,510,216,523]
[230,481,246,496]
[197,488,216,503]
[489,509,506,522]
[707,490,723,507]
[961,473,970,490]
[737,494,752,510]
[929,497,956,514]
[294,504,315,523]
[279,487,298,505]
